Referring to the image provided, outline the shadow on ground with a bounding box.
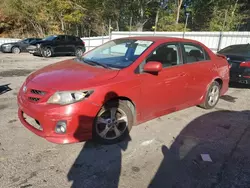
[220,95,237,103]
[149,110,250,188]
[33,53,76,58]
[0,69,35,77]
[0,84,12,95]
[67,91,131,188]
[66,90,250,188]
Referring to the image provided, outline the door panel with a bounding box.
[138,42,188,119]
[138,72,167,118]
[53,36,67,53]
[66,36,77,53]
[181,43,214,103]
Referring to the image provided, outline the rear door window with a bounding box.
[67,36,76,42]
[182,43,210,63]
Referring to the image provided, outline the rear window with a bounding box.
[218,45,250,56]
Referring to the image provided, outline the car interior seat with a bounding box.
[188,50,203,62]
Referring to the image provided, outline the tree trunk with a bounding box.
[116,21,119,31]
[28,20,44,37]
[60,13,65,32]
[176,0,183,24]
[136,23,143,31]
[231,0,239,20]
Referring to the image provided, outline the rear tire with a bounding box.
[93,100,134,144]
[12,47,20,54]
[199,81,221,109]
[75,48,84,58]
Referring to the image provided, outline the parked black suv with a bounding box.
[0,38,42,54]
[27,35,86,57]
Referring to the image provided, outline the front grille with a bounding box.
[29,97,40,102]
[31,89,46,95]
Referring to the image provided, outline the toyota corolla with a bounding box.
[17,37,230,144]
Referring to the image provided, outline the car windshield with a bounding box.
[80,39,153,69]
[43,35,57,41]
[19,38,29,43]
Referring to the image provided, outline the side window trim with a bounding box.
[135,42,183,74]
[181,42,210,64]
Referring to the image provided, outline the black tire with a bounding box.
[11,46,20,54]
[93,100,134,144]
[75,48,84,58]
[199,81,221,109]
[41,47,52,58]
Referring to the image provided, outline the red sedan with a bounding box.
[17,37,230,144]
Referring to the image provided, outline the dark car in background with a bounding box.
[0,38,42,54]
[218,44,250,85]
[27,35,86,58]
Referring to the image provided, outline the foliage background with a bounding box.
[0,0,249,38]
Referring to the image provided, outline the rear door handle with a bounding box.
[178,72,186,77]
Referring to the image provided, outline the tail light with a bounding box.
[240,61,250,78]
[240,61,250,68]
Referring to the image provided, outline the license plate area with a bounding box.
[239,80,248,84]
[23,113,43,131]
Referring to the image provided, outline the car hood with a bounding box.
[30,40,48,45]
[26,59,120,91]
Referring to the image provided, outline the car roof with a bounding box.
[121,36,200,43]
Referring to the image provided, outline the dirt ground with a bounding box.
[0,53,250,188]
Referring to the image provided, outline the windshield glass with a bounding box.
[43,35,57,41]
[20,38,29,43]
[81,39,153,69]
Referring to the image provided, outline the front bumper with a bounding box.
[0,45,12,52]
[27,45,41,55]
[17,87,100,144]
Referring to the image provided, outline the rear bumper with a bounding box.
[230,73,250,84]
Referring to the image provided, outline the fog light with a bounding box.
[55,121,67,134]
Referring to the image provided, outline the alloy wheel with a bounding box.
[95,107,128,140]
[76,49,83,57]
[12,47,20,54]
[208,85,220,106]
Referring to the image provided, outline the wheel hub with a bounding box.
[96,107,128,140]
[208,85,219,106]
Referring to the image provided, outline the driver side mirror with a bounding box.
[143,61,162,73]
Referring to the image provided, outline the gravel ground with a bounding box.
[0,53,250,188]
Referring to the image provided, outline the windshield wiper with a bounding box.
[83,58,111,69]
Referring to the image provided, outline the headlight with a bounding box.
[36,44,41,48]
[47,90,94,105]
[3,44,11,47]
